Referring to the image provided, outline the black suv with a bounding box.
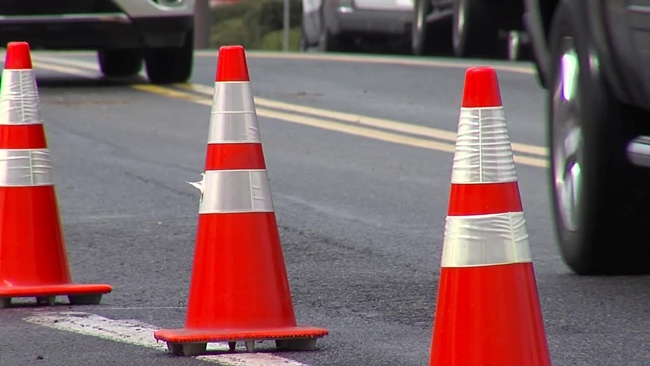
[525,0,650,275]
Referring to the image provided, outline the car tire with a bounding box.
[452,0,506,58]
[411,0,451,56]
[317,11,349,52]
[300,28,309,52]
[411,0,432,55]
[506,31,534,61]
[144,30,194,84]
[548,0,650,275]
[98,49,143,77]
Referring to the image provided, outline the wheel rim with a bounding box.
[552,36,582,233]
[412,0,425,52]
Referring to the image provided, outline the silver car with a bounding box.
[0,0,196,84]
[301,0,414,52]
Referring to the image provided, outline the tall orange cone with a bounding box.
[429,66,551,365]
[154,45,329,356]
[0,42,112,308]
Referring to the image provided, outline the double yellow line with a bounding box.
[31,54,549,169]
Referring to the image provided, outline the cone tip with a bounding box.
[461,66,502,108]
[4,42,33,70]
[216,45,250,82]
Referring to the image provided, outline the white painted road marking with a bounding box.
[24,311,310,366]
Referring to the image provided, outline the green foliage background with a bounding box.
[209,0,303,51]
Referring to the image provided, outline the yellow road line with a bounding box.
[178,83,548,158]
[29,50,535,76]
[134,84,548,169]
[33,55,548,157]
[31,55,549,168]
[33,61,95,77]
[194,50,536,76]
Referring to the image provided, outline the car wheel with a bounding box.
[144,30,194,84]
[452,0,506,58]
[411,0,451,56]
[98,49,143,77]
[317,12,348,52]
[548,0,650,275]
[411,0,432,55]
[506,31,534,61]
[300,28,309,52]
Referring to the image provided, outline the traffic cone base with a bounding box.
[155,326,328,356]
[186,213,296,329]
[431,264,549,364]
[0,285,111,308]
[0,187,111,307]
[0,41,112,308]
[154,213,329,352]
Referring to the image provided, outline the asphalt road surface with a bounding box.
[0,50,649,366]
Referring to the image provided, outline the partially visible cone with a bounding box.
[153,45,328,356]
[429,66,551,365]
[0,42,112,308]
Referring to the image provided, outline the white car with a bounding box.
[301,0,414,52]
[0,0,196,84]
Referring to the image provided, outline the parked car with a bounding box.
[411,0,526,58]
[525,0,650,275]
[301,0,414,52]
[0,0,196,84]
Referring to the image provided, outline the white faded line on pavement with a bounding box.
[24,311,310,366]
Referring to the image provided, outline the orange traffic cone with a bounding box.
[429,66,551,365]
[0,42,112,308]
[153,45,329,356]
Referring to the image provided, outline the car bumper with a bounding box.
[113,0,195,18]
[332,8,412,36]
[0,13,193,49]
